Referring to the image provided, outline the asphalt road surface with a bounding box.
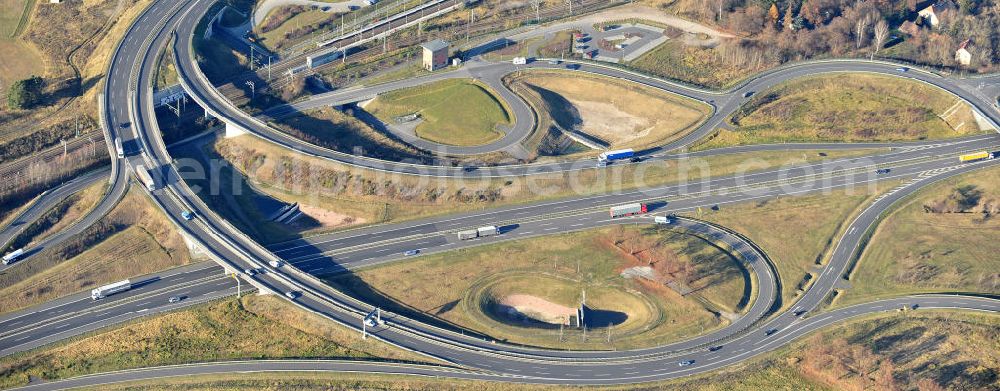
[3,0,997,387]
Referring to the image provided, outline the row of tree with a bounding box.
[667,0,999,70]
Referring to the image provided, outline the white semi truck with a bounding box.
[91,279,132,300]
[135,164,157,191]
[114,137,124,159]
[457,226,499,240]
[2,248,25,265]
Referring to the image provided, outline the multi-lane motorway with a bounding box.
[1,0,998,388]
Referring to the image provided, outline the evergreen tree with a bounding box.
[7,76,42,110]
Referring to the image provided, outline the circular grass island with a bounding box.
[364,79,512,147]
[324,225,755,350]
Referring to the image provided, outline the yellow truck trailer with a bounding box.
[959,151,992,162]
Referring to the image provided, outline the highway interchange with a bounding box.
[1,0,999,388]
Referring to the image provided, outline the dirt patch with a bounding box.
[515,71,708,150]
[572,100,652,144]
[298,203,364,228]
[497,294,576,325]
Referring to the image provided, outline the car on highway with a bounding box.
[120,122,130,129]
[168,296,181,303]
[566,63,581,70]
[765,328,779,336]
[181,211,195,220]
[244,268,257,276]
[629,156,643,163]
[876,168,891,175]
[792,308,807,317]
[364,317,378,327]
[285,291,299,299]
[743,91,755,98]
[269,260,283,268]
[403,249,419,256]
[896,67,909,72]
[707,345,723,352]
[678,360,695,367]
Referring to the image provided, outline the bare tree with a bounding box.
[855,14,871,49]
[530,0,541,22]
[872,19,889,59]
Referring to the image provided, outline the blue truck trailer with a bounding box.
[597,149,635,166]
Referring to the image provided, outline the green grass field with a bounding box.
[697,181,898,309]
[52,311,1000,391]
[697,74,986,150]
[837,164,1000,306]
[365,79,511,146]
[0,295,430,389]
[324,226,747,350]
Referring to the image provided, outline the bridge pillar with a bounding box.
[224,121,249,138]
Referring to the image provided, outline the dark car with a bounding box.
[765,328,779,336]
[629,156,643,163]
[743,91,755,98]
[566,64,581,70]
[876,168,891,175]
[120,122,130,129]
[707,346,723,352]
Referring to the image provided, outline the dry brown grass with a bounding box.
[21,179,106,246]
[0,0,153,148]
[838,164,1000,306]
[698,74,987,150]
[697,180,899,309]
[243,295,430,363]
[61,312,1000,391]
[216,134,881,228]
[0,186,190,314]
[511,70,710,150]
[325,226,743,350]
[0,40,42,94]
[0,294,433,389]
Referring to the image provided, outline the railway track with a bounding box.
[213,0,622,103]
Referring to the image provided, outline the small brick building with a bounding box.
[421,39,450,71]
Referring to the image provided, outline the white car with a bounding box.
[285,291,299,299]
